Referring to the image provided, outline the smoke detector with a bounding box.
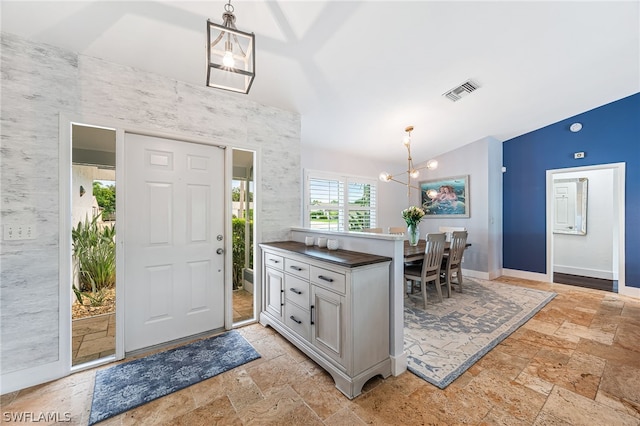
[443,79,480,102]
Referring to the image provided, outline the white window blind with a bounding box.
[305,171,377,231]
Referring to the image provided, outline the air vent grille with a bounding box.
[443,79,480,102]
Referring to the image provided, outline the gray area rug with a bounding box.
[404,277,555,388]
[88,330,260,425]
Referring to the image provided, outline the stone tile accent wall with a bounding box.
[0,32,301,375]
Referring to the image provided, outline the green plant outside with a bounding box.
[93,181,116,221]
[72,214,116,298]
[232,218,253,290]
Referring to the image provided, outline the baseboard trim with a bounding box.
[554,265,614,280]
[501,269,550,282]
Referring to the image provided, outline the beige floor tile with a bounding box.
[6,279,640,426]
[599,362,640,412]
[474,347,529,381]
[290,369,347,420]
[522,318,562,335]
[323,406,368,426]
[480,405,533,426]
[466,369,547,423]
[510,327,578,355]
[121,387,195,426]
[539,385,639,425]
[166,396,241,426]
[554,321,615,345]
[236,385,322,426]
[515,371,555,396]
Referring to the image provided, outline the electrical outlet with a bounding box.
[3,224,36,240]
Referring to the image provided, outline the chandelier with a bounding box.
[379,126,438,198]
[206,0,255,94]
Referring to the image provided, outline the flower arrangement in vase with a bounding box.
[402,206,425,246]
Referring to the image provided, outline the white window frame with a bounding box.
[304,169,378,232]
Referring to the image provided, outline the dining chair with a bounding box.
[441,230,468,294]
[361,228,383,233]
[438,226,466,242]
[388,226,405,234]
[404,233,447,308]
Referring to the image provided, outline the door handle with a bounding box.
[216,248,224,255]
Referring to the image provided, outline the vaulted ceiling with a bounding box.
[2,1,638,162]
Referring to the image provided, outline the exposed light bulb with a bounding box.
[426,159,438,169]
[402,136,411,147]
[223,50,235,67]
[379,172,391,182]
[426,189,438,199]
[410,169,420,179]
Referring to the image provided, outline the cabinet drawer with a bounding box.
[310,266,346,294]
[285,302,311,341]
[284,275,310,308]
[284,258,310,280]
[264,252,284,270]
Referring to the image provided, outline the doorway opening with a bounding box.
[71,123,117,367]
[546,163,625,294]
[232,149,255,324]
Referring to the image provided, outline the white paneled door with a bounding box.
[553,180,577,233]
[124,133,225,352]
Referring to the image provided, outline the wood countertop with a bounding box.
[260,241,392,268]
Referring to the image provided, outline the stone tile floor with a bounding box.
[3,277,639,425]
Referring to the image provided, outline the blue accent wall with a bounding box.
[503,93,640,288]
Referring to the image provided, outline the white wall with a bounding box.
[300,145,408,230]
[0,32,301,388]
[301,137,504,278]
[409,137,503,277]
[553,168,614,279]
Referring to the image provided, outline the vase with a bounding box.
[407,224,420,246]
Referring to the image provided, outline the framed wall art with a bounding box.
[420,175,470,218]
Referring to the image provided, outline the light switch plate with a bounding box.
[3,224,36,240]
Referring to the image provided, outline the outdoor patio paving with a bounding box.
[72,313,116,366]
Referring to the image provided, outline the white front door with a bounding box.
[124,133,225,352]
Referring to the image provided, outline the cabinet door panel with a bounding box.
[312,286,345,366]
[265,267,284,319]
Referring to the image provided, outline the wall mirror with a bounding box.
[553,177,588,235]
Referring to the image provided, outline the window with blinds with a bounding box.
[305,171,377,231]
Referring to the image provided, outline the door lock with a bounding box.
[216,248,224,255]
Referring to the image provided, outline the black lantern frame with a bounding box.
[206,8,255,94]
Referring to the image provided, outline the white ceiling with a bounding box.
[2,1,639,163]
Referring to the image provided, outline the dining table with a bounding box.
[403,240,471,263]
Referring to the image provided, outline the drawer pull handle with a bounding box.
[269,259,280,264]
[318,275,334,283]
[310,305,315,325]
[289,288,302,295]
[281,289,284,306]
[289,265,303,271]
[289,315,302,325]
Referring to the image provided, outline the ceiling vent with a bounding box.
[443,79,480,102]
